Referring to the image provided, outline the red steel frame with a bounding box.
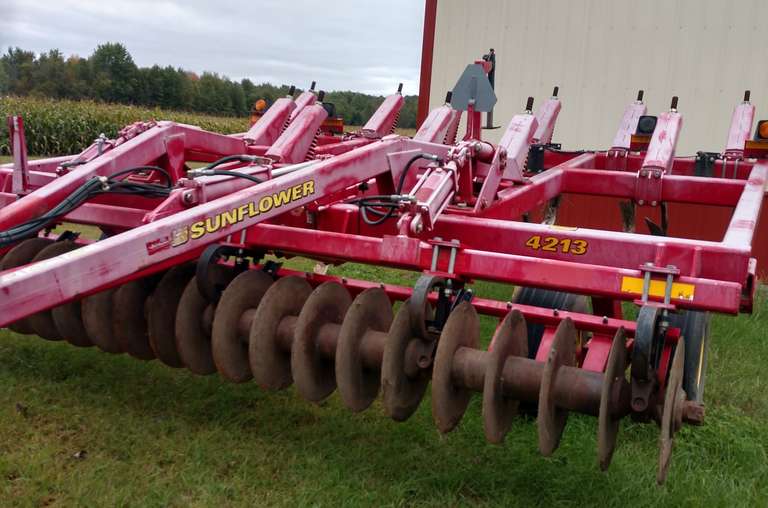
[0,61,765,406]
[0,100,763,321]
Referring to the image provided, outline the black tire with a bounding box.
[668,311,710,403]
[512,287,589,358]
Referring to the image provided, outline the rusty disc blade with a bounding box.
[175,277,217,374]
[598,327,628,470]
[482,309,528,444]
[658,338,686,485]
[113,277,158,360]
[212,270,273,383]
[538,318,577,456]
[52,299,91,347]
[82,288,121,353]
[147,264,195,368]
[291,281,351,402]
[381,301,432,421]
[1,237,54,334]
[28,241,82,341]
[250,275,312,390]
[336,288,392,412]
[176,264,233,375]
[432,301,479,433]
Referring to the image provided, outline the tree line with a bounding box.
[0,43,418,128]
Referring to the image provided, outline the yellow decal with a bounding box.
[171,226,189,247]
[173,180,315,246]
[525,235,588,255]
[620,276,695,301]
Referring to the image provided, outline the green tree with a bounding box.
[195,72,231,114]
[0,60,9,94]
[32,49,71,98]
[2,47,36,95]
[89,42,138,103]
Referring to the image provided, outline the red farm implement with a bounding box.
[0,59,765,485]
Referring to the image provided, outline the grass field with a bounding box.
[0,251,766,506]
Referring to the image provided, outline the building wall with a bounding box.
[428,0,768,154]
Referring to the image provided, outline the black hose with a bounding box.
[396,154,434,194]
[186,155,267,185]
[354,153,441,226]
[0,165,174,248]
[203,155,267,170]
[201,170,263,184]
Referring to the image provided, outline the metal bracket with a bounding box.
[261,260,282,279]
[694,151,721,177]
[605,148,629,172]
[635,168,663,206]
[630,305,664,417]
[195,243,261,302]
[409,272,470,340]
[428,237,461,274]
[55,230,81,242]
[8,116,30,195]
[450,63,497,112]
[525,143,561,174]
[637,263,679,307]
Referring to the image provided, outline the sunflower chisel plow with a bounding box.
[1,59,766,485]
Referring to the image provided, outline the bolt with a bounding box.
[553,309,559,316]
[380,283,385,289]
[640,170,648,177]
[182,192,194,204]
[341,277,347,284]
[653,171,662,179]
[638,199,645,206]
[602,316,609,324]
[506,301,512,309]
[651,201,658,206]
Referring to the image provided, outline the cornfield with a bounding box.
[0,96,250,156]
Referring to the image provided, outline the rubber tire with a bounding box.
[512,287,588,358]
[668,311,710,403]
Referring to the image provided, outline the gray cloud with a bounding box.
[0,0,424,95]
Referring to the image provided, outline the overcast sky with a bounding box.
[1,0,425,96]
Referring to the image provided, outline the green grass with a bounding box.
[0,255,766,506]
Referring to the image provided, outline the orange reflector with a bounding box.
[759,121,768,140]
[620,277,695,301]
